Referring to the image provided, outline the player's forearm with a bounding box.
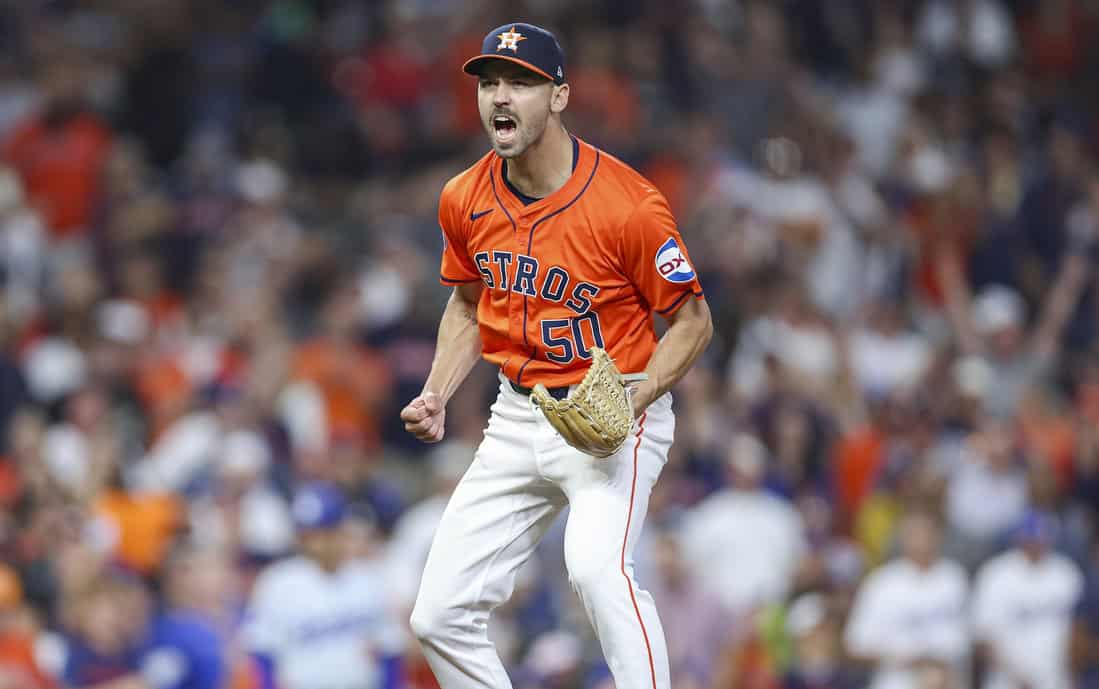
[1033,252,1089,360]
[939,250,980,354]
[633,297,712,414]
[423,288,484,405]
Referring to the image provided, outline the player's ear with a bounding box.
[550,83,569,114]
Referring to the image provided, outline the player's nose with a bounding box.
[492,83,511,106]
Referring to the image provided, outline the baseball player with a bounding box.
[971,511,1083,689]
[399,21,712,689]
[242,482,405,689]
[844,511,970,689]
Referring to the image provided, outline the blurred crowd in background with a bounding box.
[2,0,1099,688]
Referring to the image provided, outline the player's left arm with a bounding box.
[619,191,712,417]
[630,296,712,417]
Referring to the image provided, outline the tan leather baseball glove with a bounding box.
[530,347,648,458]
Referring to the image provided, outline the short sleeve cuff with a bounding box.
[440,274,481,286]
[656,290,704,315]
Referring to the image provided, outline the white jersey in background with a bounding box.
[679,488,808,613]
[243,556,404,689]
[385,494,449,609]
[845,558,970,689]
[972,549,1083,689]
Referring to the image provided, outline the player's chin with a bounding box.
[489,132,524,157]
[492,142,522,159]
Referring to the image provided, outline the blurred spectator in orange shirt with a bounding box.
[1017,386,1077,493]
[292,278,392,456]
[566,29,641,153]
[0,563,54,689]
[2,56,111,239]
[94,482,183,577]
[833,417,888,535]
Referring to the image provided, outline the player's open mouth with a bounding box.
[493,115,517,142]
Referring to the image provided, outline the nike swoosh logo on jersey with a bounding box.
[470,209,494,221]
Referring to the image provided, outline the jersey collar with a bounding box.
[492,137,597,219]
[501,136,580,206]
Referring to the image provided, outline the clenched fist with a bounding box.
[400,392,446,442]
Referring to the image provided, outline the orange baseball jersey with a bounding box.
[438,137,704,387]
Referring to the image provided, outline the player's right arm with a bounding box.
[402,176,485,443]
[400,281,483,443]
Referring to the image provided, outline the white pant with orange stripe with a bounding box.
[410,374,673,689]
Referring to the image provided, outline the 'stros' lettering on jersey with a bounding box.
[473,250,604,364]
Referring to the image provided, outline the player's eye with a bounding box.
[479,78,495,88]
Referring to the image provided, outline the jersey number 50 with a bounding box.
[540,312,604,364]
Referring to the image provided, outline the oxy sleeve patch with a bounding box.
[654,237,695,283]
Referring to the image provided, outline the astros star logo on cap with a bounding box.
[464,22,567,85]
[496,26,526,52]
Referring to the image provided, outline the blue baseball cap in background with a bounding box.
[463,23,566,85]
[1013,510,1058,545]
[292,482,347,530]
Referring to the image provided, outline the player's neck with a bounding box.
[503,121,573,199]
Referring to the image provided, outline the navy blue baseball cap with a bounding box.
[463,23,566,85]
[292,482,347,530]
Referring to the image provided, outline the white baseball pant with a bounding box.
[410,373,673,689]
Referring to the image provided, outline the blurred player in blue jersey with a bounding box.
[137,543,252,689]
[61,573,148,688]
[61,557,230,689]
[243,482,404,689]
